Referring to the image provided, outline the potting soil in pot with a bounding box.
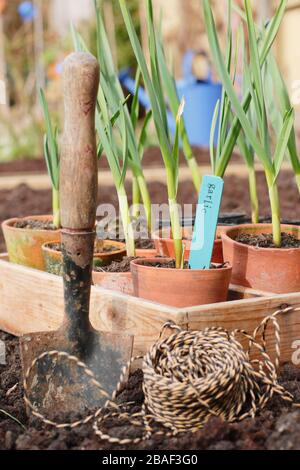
[236,232,300,249]
[13,219,57,231]
[134,239,155,250]
[93,256,136,273]
[137,260,228,269]
[50,243,118,254]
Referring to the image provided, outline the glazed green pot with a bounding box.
[42,240,126,276]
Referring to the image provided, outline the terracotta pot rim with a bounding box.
[2,215,60,234]
[135,248,157,255]
[42,239,126,257]
[92,270,131,277]
[131,257,232,273]
[152,226,223,241]
[152,226,193,239]
[135,247,157,251]
[222,223,300,253]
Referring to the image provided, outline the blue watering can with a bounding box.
[119,50,222,147]
[18,1,36,22]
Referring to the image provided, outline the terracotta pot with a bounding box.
[131,258,232,307]
[2,215,60,271]
[91,246,156,294]
[135,248,157,258]
[42,240,126,276]
[222,224,300,293]
[152,226,224,264]
[92,271,133,295]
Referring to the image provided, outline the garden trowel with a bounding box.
[20,52,133,417]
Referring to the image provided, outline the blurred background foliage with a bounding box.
[0,0,141,162]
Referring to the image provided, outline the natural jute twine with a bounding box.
[24,305,300,445]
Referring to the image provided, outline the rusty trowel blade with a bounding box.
[20,329,133,417]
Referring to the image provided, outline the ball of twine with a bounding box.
[141,321,293,434]
[24,307,299,444]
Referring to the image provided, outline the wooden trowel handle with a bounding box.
[59,52,100,338]
[60,52,100,230]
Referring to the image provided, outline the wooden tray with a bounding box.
[1,254,300,367]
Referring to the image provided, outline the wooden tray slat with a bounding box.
[0,256,182,357]
[180,293,300,366]
[1,255,300,364]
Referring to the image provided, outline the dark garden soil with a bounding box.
[0,147,243,175]
[1,169,299,253]
[236,232,300,249]
[94,256,136,273]
[0,159,47,175]
[136,260,227,269]
[1,330,300,450]
[134,238,155,249]
[49,242,118,254]
[13,219,56,231]
[1,157,300,449]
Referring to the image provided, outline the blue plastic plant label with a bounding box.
[189,175,224,270]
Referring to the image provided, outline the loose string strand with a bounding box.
[23,305,300,444]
